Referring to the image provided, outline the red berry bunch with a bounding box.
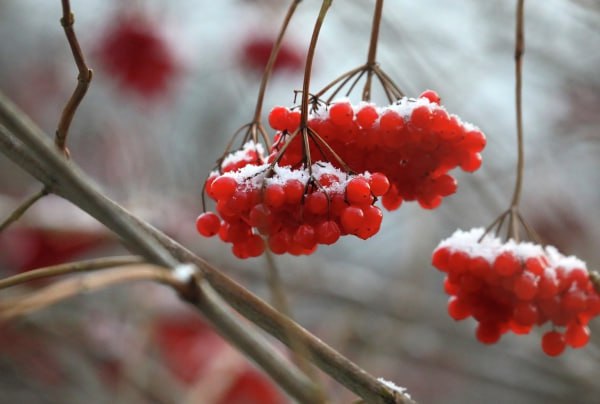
[197,151,388,258]
[432,228,600,356]
[96,14,179,98]
[268,90,485,210]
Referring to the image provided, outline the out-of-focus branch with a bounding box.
[0,255,144,290]
[55,0,93,156]
[0,265,183,320]
[0,91,413,404]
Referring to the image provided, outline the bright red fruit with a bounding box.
[196,212,221,237]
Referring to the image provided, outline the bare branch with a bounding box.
[0,255,144,290]
[0,186,48,233]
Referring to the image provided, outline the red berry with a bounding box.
[476,322,502,345]
[246,235,265,257]
[381,190,402,211]
[294,224,316,249]
[264,184,286,208]
[514,272,537,300]
[196,212,221,237]
[284,179,304,204]
[460,152,482,172]
[268,106,289,131]
[432,247,451,272]
[493,251,521,277]
[368,173,390,197]
[329,102,354,127]
[356,105,379,128]
[305,192,328,215]
[346,178,372,205]
[541,331,566,356]
[379,110,404,132]
[410,105,432,129]
[340,206,364,233]
[211,176,237,199]
[268,231,290,254]
[448,296,470,320]
[419,90,441,104]
[565,323,590,348]
[316,220,341,245]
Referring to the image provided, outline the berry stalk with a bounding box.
[300,0,333,127]
[362,0,384,101]
[511,0,525,210]
[252,0,302,124]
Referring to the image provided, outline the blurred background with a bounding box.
[0,0,599,403]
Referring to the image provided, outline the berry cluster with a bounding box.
[432,228,600,356]
[96,14,179,98]
[268,90,485,210]
[196,141,388,258]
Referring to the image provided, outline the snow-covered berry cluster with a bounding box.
[196,141,389,258]
[432,228,600,356]
[268,90,485,210]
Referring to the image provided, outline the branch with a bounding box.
[0,186,48,232]
[0,91,414,404]
[55,0,93,156]
[0,265,183,320]
[0,255,144,290]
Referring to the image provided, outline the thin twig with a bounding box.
[0,186,48,233]
[362,0,384,101]
[264,250,326,401]
[0,255,144,290]
[252,0,301,125]
[511,0,525,209]
[55,0,93,157]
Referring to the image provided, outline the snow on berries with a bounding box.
[432,228,600,356]
[197,141,387,258]
[268,90,485,210]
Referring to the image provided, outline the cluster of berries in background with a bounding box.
[268,90,485,209]
[432,228,599,356]
[96,14,179,98]
[196,141,388,258]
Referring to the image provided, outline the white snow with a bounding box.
[307,96,481,132]
[172,263,197,282]
[378,377,411,399]
[437,227,587,272]
[220,141,265,168]
[218,161,372,194]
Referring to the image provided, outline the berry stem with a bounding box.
[56,0,93,158]
[362,0,383,102]
[252,0,301,123]
[510,0,525,209]
[300,0,333,127]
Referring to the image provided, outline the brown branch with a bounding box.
[0,92,414,404]
[0,255,144,290]
[0,186,48,233]
[362,0,384,101]
[55,0,93,157]
[511,0,525,209]
[0,265,183,320]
